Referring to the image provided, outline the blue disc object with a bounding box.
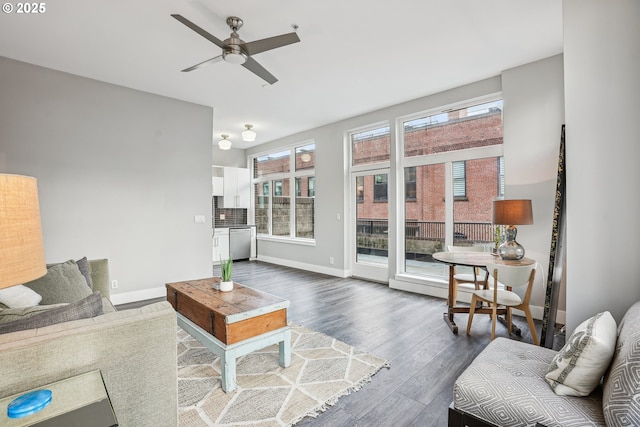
[7,389,52,419]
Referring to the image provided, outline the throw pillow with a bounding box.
[603,301,640,426]
[0,303,69,324]
[0,285,42,308]
[545,311,617,396]
[47,257,93,289]
[0,292,103,335]
[24,260,93,305]
[75,257,94,289]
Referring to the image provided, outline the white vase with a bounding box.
[219,280,233,292]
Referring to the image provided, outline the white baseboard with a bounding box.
[110,286,166,306]
[257,255,349,278]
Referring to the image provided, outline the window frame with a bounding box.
[452,161,467,200]
[250,140,316,245]
[373,174,388,202]
[405,166,417,201]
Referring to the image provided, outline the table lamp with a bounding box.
[0,174,50,419]
[492,199,533,260]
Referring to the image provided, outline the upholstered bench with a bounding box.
[449,301,640,427]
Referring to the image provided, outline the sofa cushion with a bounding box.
[24,260,93,305]
[0,292,103,334]
[603,301,640,426]
[0,303,69,324]
[545,311,617,396]
[0,285,42,308]
[454,337,605,426]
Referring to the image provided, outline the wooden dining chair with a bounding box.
[466,262,538,345]
[447,245,487,305]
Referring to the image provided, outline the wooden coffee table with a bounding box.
[166,277,291,393]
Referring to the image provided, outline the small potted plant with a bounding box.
[493,225,501,255]
[219,256,233,292]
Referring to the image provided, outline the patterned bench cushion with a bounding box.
[453,337,605,427]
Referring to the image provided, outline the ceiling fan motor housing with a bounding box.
[223,31,247,64]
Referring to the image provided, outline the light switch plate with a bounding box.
[194,215,206,224]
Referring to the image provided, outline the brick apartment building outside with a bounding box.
[354,107,503,244]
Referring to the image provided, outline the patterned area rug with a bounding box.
[177,324,390,426]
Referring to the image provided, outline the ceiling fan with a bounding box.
[171,14,300,85]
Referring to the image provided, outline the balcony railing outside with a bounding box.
[357,219,493,254]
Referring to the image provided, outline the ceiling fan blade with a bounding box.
[242,57,278,85]
[181,55,223,72]
[241,32,300,56]
[171,14,227,49]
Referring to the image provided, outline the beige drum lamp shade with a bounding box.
[0,174,47,289]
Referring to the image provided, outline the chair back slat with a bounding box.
[485,263,535,290]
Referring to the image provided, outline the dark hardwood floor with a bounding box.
[118,260,540,427]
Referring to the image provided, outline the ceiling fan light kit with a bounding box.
[218,134,232,150]
[242,124,256,142]
[223,50,247,65]
[172,14,300,85]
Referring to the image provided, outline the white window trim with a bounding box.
[250,140,316,243]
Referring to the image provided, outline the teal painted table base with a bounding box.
[177,313,291,393]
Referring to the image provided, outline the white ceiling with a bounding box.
[0,0,563,149]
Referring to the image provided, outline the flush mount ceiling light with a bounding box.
[218,134,232,150]
[300,153,311,162]
[242,124,256,142]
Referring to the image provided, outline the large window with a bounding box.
[402,99,504,278]
[252,143,315,240]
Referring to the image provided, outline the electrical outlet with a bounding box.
[111,280,118,289]
[329,257,335,265]
[194,215,206,224]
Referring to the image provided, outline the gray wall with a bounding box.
[0,57,213,304]
[502,54,565,319]
[564,0,640,331]
[212,145,247,168]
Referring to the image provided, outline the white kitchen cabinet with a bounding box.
[222,167,251,208]
[212,176,224,196]
[212,228,230,264]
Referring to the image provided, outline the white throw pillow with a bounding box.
[0,285,42,308]
[545,311,617,396]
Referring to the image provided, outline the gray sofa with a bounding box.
[449,301,640,427]
[0,259,178,427]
